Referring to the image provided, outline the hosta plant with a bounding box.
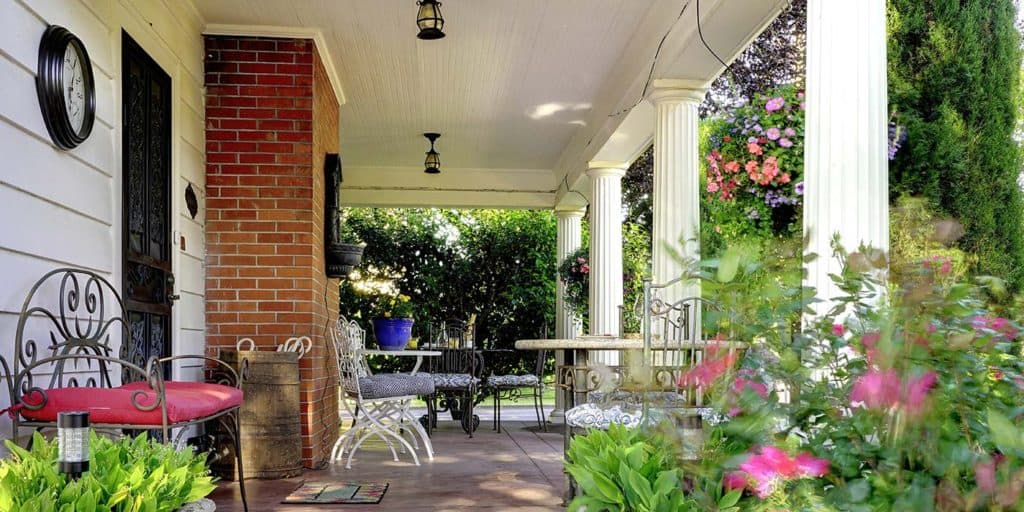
[0,431,216,512]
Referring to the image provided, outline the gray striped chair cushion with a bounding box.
[487,374,540,387]
[359,374,435,399]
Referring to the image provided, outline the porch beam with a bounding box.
[803,0,889,313]
[647,80,705,299]
[587,161,627,365]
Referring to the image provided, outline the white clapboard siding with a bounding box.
[0,0,208,442]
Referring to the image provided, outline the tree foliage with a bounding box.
[339,208,556,373]
[888,0,1024,290]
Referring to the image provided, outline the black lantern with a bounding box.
[423,133,441,174]
[57,411,89,479]
[416,0,445,40]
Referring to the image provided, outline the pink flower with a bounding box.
[861,331,881,365]
[778,138,794,148]
[707,181,720,193]
[724,161,740,174]
[765,97,786,112]
[576,257,586,264]
[734,446,829,498]
[832,324,845,337]
[779,173,791,184]
[747,142,763,155]
[976,458,998,493]
[850,369,901,410]
[733,377,769,398]
[723,471,748,492]
[795,453,830,477]
[723,135,732,142]
[580,264,590,274]
[766,127,781,140]
[939,260,952,274]
[784,127,797,137]
[677,344,739,388]
[904,371,936,414]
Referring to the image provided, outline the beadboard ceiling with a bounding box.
[196,0,786,207]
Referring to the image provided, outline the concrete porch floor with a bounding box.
[210,408,566,511]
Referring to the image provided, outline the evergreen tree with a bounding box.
[888,0,1024,289]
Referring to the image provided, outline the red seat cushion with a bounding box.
[20,382,242,425]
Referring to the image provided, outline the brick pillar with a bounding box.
[204,36,340,468]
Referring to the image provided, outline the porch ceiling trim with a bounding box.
[203,23,346,106]
[340,165,557,209]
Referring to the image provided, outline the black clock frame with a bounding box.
[36,25,96,150]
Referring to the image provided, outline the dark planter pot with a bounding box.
[372,318,414,351]
[326,243,364,278]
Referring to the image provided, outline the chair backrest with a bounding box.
[641,277,743,405]
[5,268,139,399]
[428,319,475,349]
[331,316,370,396]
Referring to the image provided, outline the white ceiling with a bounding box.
[196,0,786,207]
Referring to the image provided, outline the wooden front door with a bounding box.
[121,32,174,372]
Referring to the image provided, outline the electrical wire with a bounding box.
[608,3,689,118]
[696,0,735,81]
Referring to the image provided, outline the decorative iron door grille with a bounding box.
[121,32,173,375]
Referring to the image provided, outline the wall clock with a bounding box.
[36,25,96,150]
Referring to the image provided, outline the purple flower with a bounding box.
[795,182,804,195]
[766,127,781,141]
[784,127,797,137]
[747,209,760,220]
[779,138,793,148]
[753,124,764,133]
[765,97,785,112]
[748,137,758,143]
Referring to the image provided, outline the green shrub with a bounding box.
[0,432,215,512]
[889,195,974,285]
[888,0,1024,290]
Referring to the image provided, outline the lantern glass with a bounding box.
[58,411,89,477]
[424,150,441,173]
[416,0,445,39]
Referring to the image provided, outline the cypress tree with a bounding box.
[888,0,1024,289]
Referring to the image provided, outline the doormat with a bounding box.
[282,481,389,504]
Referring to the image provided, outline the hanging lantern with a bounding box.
[423,133,441,174]
[416,0,445,40]
[57,411,89,479]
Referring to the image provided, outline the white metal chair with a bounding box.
[330,316,435,468]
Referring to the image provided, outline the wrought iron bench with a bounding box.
[0,268,249,511]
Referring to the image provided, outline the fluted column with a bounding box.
[552,206,585,419]
[803,0,889,314]
[587,162,627,365]
[648,80,705,301]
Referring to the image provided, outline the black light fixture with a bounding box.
[57,411,89,479]
[416,0,445,40]
[423,133,441,174]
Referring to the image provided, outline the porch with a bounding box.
[210,417,564,512]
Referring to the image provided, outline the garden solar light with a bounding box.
[58,411,89,479]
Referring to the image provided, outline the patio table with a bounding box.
[358,349,441,374]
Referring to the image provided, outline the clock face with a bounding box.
[62,44,86,134]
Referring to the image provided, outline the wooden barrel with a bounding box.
[213,349,303,480]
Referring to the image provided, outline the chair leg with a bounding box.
[464,387,475,438]
[537,386,547,432]
[492,390,498,432]
[232,409,249,512]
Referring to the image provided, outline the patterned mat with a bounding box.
[282,481,389,504]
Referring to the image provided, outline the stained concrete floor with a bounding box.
[210,408,566,511]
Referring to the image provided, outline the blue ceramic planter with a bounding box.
[372,318,414,351]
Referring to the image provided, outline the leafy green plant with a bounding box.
[0,431,216,512]
[567,424,712,512]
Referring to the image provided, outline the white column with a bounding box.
[648,80,705,301]
[803,0,889,314]
[587,162,627,365]
[552,206,584,420]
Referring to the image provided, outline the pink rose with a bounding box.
[831,324,845,337]
[580,264,590,274]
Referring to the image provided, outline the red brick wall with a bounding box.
[204,36,340,468]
